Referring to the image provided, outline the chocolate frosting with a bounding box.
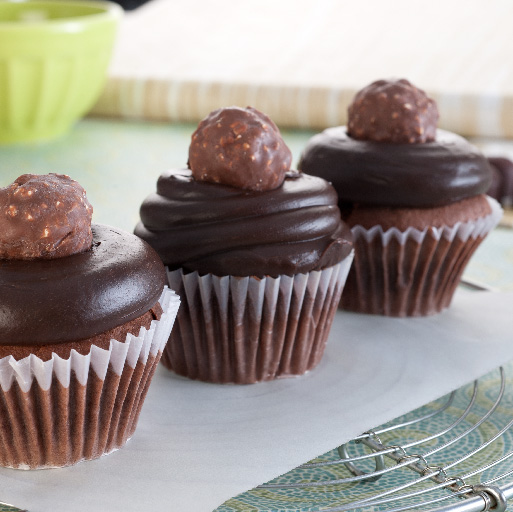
[0,224,166,345]
[298,127,493,208]
[135,169,353,277]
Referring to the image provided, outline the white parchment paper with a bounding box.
[2,290,513,512]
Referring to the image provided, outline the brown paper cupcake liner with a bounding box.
[163,255,353,384]
[341,197,503,316]
[0,288,180,469]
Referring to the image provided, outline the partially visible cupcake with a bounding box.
[0,173,180,469]
[487,156,513,208]
[135,106,354,384]
[299,79,502,317]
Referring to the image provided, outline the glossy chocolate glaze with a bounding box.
[135,169,353,277]
[0,224,165,345]
[298,127,493,207]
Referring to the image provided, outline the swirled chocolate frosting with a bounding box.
[298,127,493,208]
[135,169,352,277]
[0,224,165,345]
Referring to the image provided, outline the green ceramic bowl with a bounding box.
[0,0,122,144]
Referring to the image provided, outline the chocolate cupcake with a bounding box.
[0,174,180,469]
[135,106,353,384]
[487,156,513,208]
[299,79,502,317]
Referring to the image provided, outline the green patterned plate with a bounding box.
[0,504,26,512]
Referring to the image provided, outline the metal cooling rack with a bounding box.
[253,365,513,512]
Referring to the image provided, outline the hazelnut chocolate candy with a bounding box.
[188,106,292,191]
[0,173,93,260]
[347,79,439,144]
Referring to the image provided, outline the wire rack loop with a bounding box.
[422,465,448,480]
[470,485,507,512]
[397,453,428,467]
[388,445,407,459]
[356,430,382,445]
[337,441,385,483]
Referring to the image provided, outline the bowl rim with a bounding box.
[0,0,123,28]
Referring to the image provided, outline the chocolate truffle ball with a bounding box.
[347,79,439,144]
[0,173,93,260]
[188,106,292,191]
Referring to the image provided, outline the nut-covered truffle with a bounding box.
[0,173,93,260]
[188,106,292,191]
[347,79,439,144]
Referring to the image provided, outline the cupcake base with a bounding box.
[341,197,502,316]
[163,257,353,384]
[0,356,159,469]
[0,288,180,469]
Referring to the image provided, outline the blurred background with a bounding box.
[1,0,512,267]
[94,0,513,137]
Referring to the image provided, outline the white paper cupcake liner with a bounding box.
[342,197,503,316]
[0,287,180,469]
[162,254,353,384]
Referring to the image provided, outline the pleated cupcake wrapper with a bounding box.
[163,254,353,384]
[0,287,180,469]
[342,197,503,316]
